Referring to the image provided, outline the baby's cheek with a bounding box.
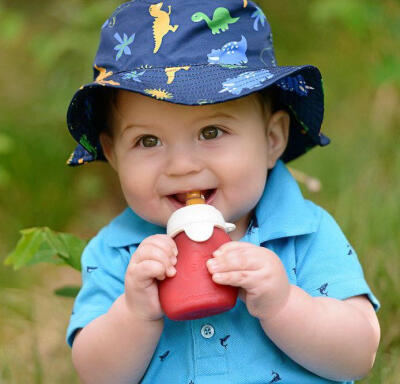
[120,173,150,207]
[233,167,266,203]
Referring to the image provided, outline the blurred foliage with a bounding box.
[0,0,120,250]
[310,0,400,86]
[0,0,399,382]
[54,285,81,298]
[5,227,85,272]
[0,133,13,186]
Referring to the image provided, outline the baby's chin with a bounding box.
[137,209,171,229]
[137,213,169,229]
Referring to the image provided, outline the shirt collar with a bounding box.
[105,160,318,248]
[105,208,166,248]
[255,160,319,243]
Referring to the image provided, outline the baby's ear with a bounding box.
[266,110,290,169]
[99,132,117,170]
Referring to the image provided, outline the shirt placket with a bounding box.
[190,316,230,384]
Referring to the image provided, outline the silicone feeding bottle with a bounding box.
[158,191,239,321]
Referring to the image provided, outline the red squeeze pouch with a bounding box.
[158,192,238,320]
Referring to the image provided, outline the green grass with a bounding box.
[0,0,399,382]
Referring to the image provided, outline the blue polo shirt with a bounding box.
[67,160,379,383]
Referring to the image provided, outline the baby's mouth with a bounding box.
[168,189,216,207]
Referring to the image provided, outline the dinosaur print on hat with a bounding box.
[149,3,179,53]
[94,65,120,86]
[165,66,190,84]
[276,74,314,96]
[219,69,274,95]
[122,70,146,82]
[191,7,239,34]
[144,88,173,100]
[79,134,97,159]
[207,35,248,65]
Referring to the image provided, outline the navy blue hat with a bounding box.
[67,0,330,166]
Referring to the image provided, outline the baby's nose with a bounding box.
[164,145,204,176]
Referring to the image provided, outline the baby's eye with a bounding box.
[199,126,223,140]
[137,135,161,147]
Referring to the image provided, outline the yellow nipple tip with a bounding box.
[185,191,206,205]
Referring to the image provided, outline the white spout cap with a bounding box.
[167,204,236,242]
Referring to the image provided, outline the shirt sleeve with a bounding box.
[66,229,132,347]
[295,205,380,311]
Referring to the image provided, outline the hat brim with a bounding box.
[67,64,328,166]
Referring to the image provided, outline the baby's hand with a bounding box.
[206,242,290,321]
[123,234,178,321]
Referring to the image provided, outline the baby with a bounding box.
[66,1,380,383]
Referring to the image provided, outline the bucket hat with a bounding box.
[66,0,330,166]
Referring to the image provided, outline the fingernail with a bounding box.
[173,248,178,257]
[168,266,176,276]
[213,250,222,257]
[207,259,218,271]
[213,273,222,281]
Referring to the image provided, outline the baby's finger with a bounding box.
[143,234,178,258]
[208,249,259,273]
[138,238,178,266]
[128,260,165,290]
[212,241,255,256]
[134,243,177,271]
[131,260,173,289]
[211,270,257,290]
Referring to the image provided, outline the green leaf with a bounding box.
[5,227,87,271]
[54,285,81,298]
[58,233,85,271]
[5,228,47,269]
[26,242,65,267]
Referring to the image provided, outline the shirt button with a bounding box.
[200,324,215,339]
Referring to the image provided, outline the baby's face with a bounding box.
[100,91,288,239]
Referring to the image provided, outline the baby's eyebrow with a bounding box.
[120,123,154,136]
[195,112,239,123]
